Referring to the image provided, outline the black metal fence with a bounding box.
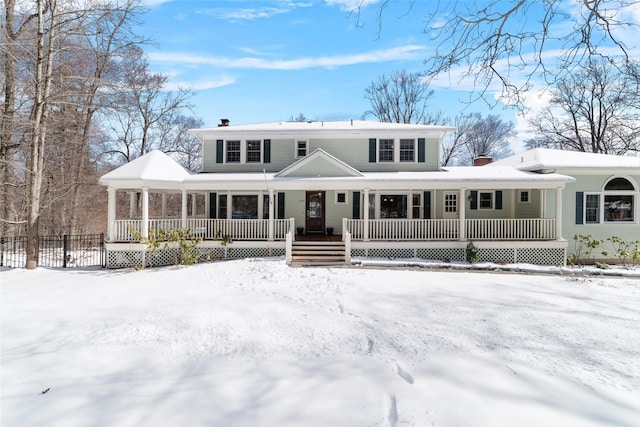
[0,234,105,268]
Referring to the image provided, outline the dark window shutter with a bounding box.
[495,190,503,210]
[277,192,285,219]
[423,191,431,219]
[418,138,426,163]
[353,191,361,219]
[470,191,478,210]
[216,140,223,163]
[264,139,271,163]
[209,193,217,218]
[575,192,584,224]
[369,138,376,163]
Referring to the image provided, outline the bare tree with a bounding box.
[527,60,640,154]
[359,1,639,110]
[158,115,204,172]
[440,112,477,166]
[458,114,514,165]
[364,69,434,123]
[104,45,194,164]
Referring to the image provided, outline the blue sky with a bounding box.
[139,0,640,150]
[141,0,487,127]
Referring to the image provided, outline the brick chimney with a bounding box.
[473,155,493,166]
[218,118,230,127]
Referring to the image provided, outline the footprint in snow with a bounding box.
[391,360,414,385]
[384,393,398,427]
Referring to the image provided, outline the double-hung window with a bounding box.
[379,139,394,162]
[226,140,240,163]
[296,141,307,158]
[246,140,261,163]
[399,139,415,162]
[479,191,494,209]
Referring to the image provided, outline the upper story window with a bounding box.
[296,141,307,158]
[246,140,261,163]
[399,139,415,162]
[226,140,240,163]
[379,139,394,162]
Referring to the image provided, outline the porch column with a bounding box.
[268,189,275,241]
[181,190,188,228]
[191,194,197,218]
[161,193,167,218]
[107,187,116,241]
[459,188,466,241]
[129,192,136,218]
[141,187,149,239]
[555,187,563,239]
[363,189,370,241]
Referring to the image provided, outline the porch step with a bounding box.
[290,241,347,265]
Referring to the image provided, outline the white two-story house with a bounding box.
[100,120,579,267]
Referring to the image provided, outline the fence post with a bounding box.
[100,233,105,268]
[63,234,68,268]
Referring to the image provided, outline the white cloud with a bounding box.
[148,44,427,70]
[163,75,236,91]
[324,0,380,12]
[196,2,313,21]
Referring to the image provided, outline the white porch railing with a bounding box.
[343,218,556,241]
[343,219,460,241]
[112,218,292,241]
[466,219,556,240]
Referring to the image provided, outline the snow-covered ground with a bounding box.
[1,259,639,426]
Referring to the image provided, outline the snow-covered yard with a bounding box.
[1,259,639,426]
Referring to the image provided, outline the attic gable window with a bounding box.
[246,140,261,163]
[226,140,240,163]
[379,139,394,162]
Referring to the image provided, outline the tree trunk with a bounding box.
[26,0,56,269]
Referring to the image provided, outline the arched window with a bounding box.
[583,177,637,224]
[603,177,635,222]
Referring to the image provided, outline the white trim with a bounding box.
[295,140,308,158]
[478,191,495,210]
[518,190,531,204]
[335,191,348,204]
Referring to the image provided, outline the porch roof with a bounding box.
[100,149,574,191]
[180,165,573,190]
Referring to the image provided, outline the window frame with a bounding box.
[518,190,530,204]
[581,177,638,224]
[296,140,308,158]
[378,139,395,162]
[399,139,415,162]
[335,192,348,204]
[246,140,262,163]
[478,191,494,210]
[225,140,241,163]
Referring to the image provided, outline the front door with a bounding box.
[306,191,325,233]
[443,192,459,219]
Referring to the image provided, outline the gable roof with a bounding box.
[492,148,640,172]
[275,148,363,178]
[99,150,190,186]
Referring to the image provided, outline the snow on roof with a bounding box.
[100,150,190,183]
[492,148,640,171]
[189,120,456,138]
